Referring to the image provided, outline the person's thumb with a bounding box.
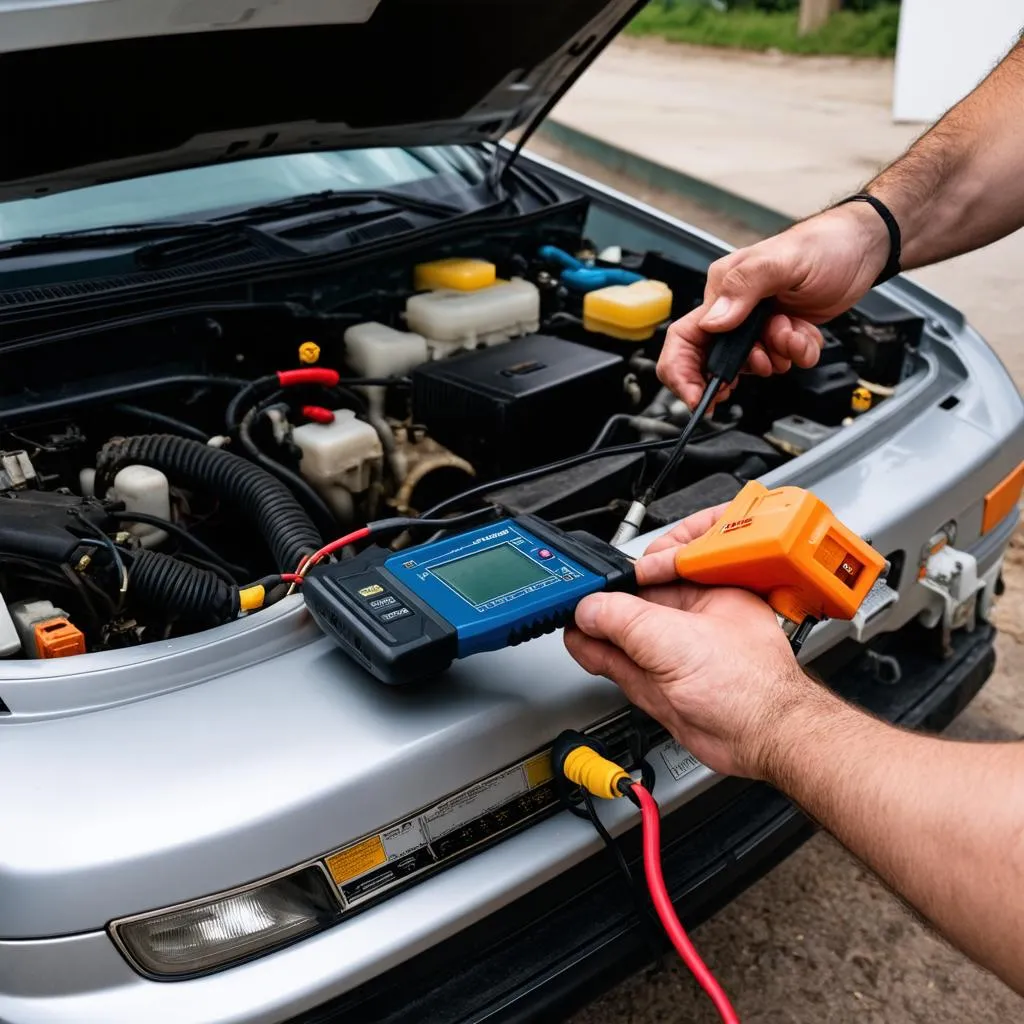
[574,592,687,672]
[700,250,787,331]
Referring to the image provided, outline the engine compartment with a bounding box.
[0,226,923,661]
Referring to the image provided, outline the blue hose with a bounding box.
[538,245,645,292]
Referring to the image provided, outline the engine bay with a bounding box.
[0,225,923,661]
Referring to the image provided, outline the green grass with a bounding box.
[624,3,900,58]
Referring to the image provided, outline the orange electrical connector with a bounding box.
[673,481,887,626]
[33,617,86,658]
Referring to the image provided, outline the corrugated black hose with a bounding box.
[95,434,321,572]
[127,549,239,626]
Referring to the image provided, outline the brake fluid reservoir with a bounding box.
[293,409,384,521]
[583,280,673,342]
[345,322,429,417]
[414,257,496,292]
[405,279,540,355]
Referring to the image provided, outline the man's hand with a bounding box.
[658,202,890,409]
[563,506,832,779]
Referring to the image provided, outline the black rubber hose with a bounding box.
[237,393,340,537]
[114,403,209,442]
[128,549,239,626]
[95,435,321,572]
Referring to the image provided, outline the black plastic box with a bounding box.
[830,290,924,387]
[411,336,625,474]
[792,360,862,425]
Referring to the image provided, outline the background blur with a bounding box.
[523,4,1024,1021]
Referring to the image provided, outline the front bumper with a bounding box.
[0,620,998,1024]
[280,622,996,1024]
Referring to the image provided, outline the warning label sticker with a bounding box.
[326,835,387,884]
[380,819,427,860]
[654,739,705,782]
[423,765,529,841]
[323,750,558,906]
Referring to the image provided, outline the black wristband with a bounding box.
[835,192,902,286]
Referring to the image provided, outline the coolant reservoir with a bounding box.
[405,279,540,355]
[293,409,383,521]
[414,257,496,292]
[109,465,170,548]
[583,280,673,342]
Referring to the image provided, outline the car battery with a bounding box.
[411,335,625,474]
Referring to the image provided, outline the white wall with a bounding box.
[892,0,1023,123]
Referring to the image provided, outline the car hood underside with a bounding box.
[0,0,641,201]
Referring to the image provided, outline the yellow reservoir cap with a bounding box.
[583,280,673,342]
[414,258,496,292]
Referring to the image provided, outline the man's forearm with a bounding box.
[863,35,1024,269]
[766,684,1024,993]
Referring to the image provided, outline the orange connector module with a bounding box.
[673,480,887,627]
[32,617,86,658]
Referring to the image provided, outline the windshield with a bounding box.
[0,146,484,243]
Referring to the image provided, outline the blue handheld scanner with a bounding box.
[303,516,636,685]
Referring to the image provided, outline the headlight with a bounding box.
[111,866,340,978]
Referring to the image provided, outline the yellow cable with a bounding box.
[562,746,630,800]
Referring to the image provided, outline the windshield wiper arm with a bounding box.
[0,220,273,259]
[224,188,462,222]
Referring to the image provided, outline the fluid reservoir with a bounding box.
[345,322,429,418]
[293,409,384,522]
[583,280,673,342]
[405,278,540,355]
[109,465,170,548]
[414,257,496,292]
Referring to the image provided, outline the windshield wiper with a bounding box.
[224,188,463,222]
[0,220,277,259]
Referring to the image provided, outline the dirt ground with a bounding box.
[526,38,1024,1024]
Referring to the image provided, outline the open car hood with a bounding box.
[0,0,641,201]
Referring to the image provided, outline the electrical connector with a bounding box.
[552,729,631,800]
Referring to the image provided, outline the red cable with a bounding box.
[301,405,336,424]
[632,783,740,1024]
[276,368,341,388]
[279,573,304,585]
[296,526,372,575]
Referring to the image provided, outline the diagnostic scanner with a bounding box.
[303,515,636,685]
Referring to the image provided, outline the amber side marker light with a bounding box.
[981,461,1024,535]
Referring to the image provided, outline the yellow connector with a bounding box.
[559,742,631,800]
[298,341,321,365]
[238,584,266,612]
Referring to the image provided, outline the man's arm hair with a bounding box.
[766,689,1024,994]
[863,34,1024,269]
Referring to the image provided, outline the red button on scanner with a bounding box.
[539,549,553,559]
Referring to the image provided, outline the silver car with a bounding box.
[1,2,1021,1022]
